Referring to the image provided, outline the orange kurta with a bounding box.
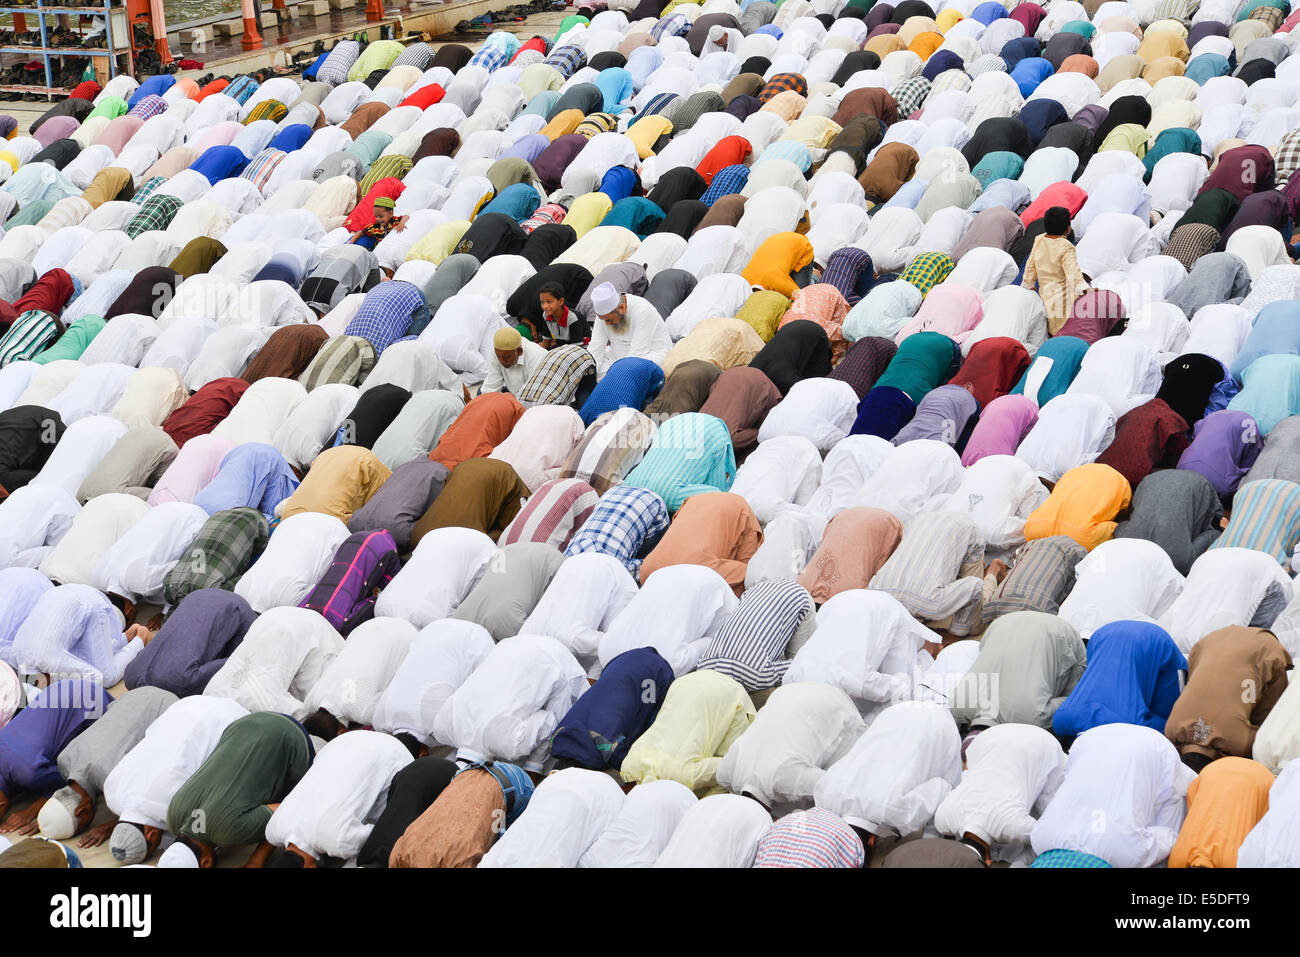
[1168,757,1274,868]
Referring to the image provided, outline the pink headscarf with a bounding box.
[961,394,1040,466]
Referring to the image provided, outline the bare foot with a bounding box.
[78,820,116,848]
[0,798,46,834]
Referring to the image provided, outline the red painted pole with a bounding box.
[241,0,261,49]
[366,0,384,22]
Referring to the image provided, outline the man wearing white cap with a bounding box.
[482,327,547,396]
[38,687,178,846]
[586,282,673,380]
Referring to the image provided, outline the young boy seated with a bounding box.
[350,196,407,251]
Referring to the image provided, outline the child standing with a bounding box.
[1021,206,1088,335]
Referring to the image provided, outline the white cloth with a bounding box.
[578,779,698,868]
[374,527,498,627]
[652,793,772,867]
[92,502,209,604]
[303,617,418,726]
[479,768,627,867]
[1158,547,1294,653]
[232,512,350,614]
[521,552,639,674]
[756,378,858,453]
[729,435,824,524]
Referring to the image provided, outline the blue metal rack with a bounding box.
[0,1,132,98]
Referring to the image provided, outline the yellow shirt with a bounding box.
[277,445,392,524]
[405,219,471,265]
[621,670,756,792]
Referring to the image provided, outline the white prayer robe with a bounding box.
[1058,538,1186,639]
[1014,394,1117,483]
[521,552,639,674]
[29,415,128,499]
[0,484,78,570]
[814,701,964,837]
[652,793,773,868]
[479,768,626,868]
[729,435,823,525]
[103,695,249,829]
[302,617,418,727]
[756,378,858,454]
[1030,723,1195,868]
[1158,547,1294,653]
[374,527,498,627]
[92,502,209,604]
[598,564,739,677]
[716,682,865,815]
[804,434,894,519]
[934,723,1067,865]
[372,619,495,746]
[785,590,933,719]
[851,439,965,523]
[432,633,588,771]
[203,607,344,718]
[938,454,1049,550]
[232,512,351,613]
[1237,759,1300,866]
[265,730,412,864]
[210,377,309,446]
[578,780,698,868]
[39,492,148,587]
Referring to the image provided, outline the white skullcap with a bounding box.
[591,281,621,315]
[158,841,199,868]
[36,787,79,841]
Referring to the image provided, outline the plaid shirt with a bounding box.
[245,99,288,125]
[392,41,433,70]
[299,335,378,389]
[316,40,361,86]
[891,77,932,118]
[161,506,269,606]
[127,94,168,121]
[0,310,61,368]
[344,280,428,354]
[563,483,670,575]
[701,164,750,206]
[759,72,808,104]
[520,203,569,233]
[124,194,184,238]
[1248,3,1284,29]
[928,68,971,96]
[900,251,955,296]
[130,175,166,206]
[544,44,587,79]
[518,344,596,405]
[753,808,865,868]
[468,43,511,74]
[982,535,1086,625]
[650,13,690,43]
[1275,129,1300,189]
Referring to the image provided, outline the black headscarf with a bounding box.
[454,212,528,263]
[962,116,1033,167]
[1092,94,1152,151]
[28,97,92,134]
[646,167,707,211]
[1155,353,1226,426]
[654,199,708,238]
[1036,121,1093,169]
[0,404,65,492]
[519,223,577,270]
[1043,32,1091,69]
[830,50,882,87]
[341,384,412,449]
[748,320,833,395]
[29,138,80,170]
[589,51,627,71]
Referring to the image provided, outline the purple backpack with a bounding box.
[299,529,400,635]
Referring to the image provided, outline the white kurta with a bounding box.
[203,607,344,718]
[716,682,865,814]
[1030,723,1195,868]
[933,723,1067,864]
[232,512,351,614]
[652,793,772,868]
[103,695,249,829]
[729,435,824,525]
[578,780,698,868]
[938,454,1049,550]
[784,590,933,719]
[814,702,963,837]
[755,378,859,453]
[598,564,739,677]
[265,730,412,864]
[372,619,495,746]
[1058,538,1186,640]
[1157,548,1294,654]
[851,439,965,523]
[432,633,588,771]
[302,617,419,727]
[1237,759,1300,867]
[479,768,626,868]
[804,434,894,519]
[521,552,640,673]
[374,527,498,627]
[39,492,148,587]
[92,502,209,604]
[0,484,79,570]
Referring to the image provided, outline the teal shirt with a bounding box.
[622,412,736,512]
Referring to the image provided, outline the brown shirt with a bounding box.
[388,769,506,869]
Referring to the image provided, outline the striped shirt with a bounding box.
[392,42,434,70]
[698,579,813,691]
[244,99,288,125]
[224,75,260,105]
[870,511,986,635]
[300,246,381,314]
[240,148,287,193]
[161,506,269,607]
[0,311,63,368]
[559,407,658,494]
[564,484,670,575]
[544,44,587,79]
[498,478,600,551]
[982,535,1085,625]
[298,335,378,390]
[753,807,865,868]
[621,412,736,513]
[358,155,413,198]
[1210,479,1300,565]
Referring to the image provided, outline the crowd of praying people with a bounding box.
[1,0,1300,870]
